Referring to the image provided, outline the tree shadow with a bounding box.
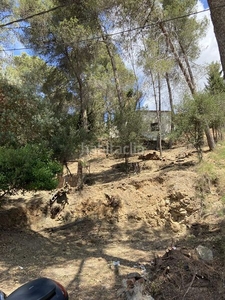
[84,167,130,185]
[1,202,225,299]
[0,206,28,230]
[0,216,142,299]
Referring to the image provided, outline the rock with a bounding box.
[196,245,213,262]
[138,152,160,161]
[179,208,187,216]
[170,221,181,233]
[127,272,142,280]
[118,273,155,300]
[165,199,170,205]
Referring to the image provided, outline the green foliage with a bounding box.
[4,53,50,94]
[205,62,225,94]
[197,161,218,184]
[7,0,211,164]
[0,76,38,146]
[113,101,144,154]
[0,144,62,191]
[47,113,82,161]
[1,56,83,161]
[197,139,225,200]
[0,0,16,48]
[204,62,225,140]
[162,0,208,59]
[174,93,214,152]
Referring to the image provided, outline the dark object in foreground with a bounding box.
[0,277,69,300]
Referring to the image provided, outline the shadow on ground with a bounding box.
[1,211,225,299]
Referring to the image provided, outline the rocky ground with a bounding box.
[1,145,225,299]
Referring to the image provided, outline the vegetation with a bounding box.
[174,61,225,157]
[208,0,225,77]
[0,144,62,193]
[0,0,224,191]
[197,139,225,208]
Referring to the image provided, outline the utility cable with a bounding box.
[0,3,224,52]
[0,3,69,28]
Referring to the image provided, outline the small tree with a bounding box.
[205,62,225,95]
[0,144,62,195]
[205,62,225,141]
[174,93,216,159]
[113,96,144,168]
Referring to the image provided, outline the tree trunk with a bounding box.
[101,32,123,108]
[158,21,196,95]
[157,73,163,158]
[77,73,88,130]
[165,72,174,131]
[159,21,216,151]
[208,0,225,77]
[77,160,83,190]
[204,123,216,151]
[149,70,162,157]
[64,48,88,130]
[165,72,174,148]
[179,41,196,91]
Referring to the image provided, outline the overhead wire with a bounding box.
[0,3,69,28]
[0,3,224,53]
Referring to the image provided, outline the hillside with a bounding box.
[1,144,225,299]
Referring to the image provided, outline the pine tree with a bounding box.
[205,62,225,95]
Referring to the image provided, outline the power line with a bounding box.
[0,3,223,53]
[0,4,68,28]
[0,1,218,30]
[101,7,211,38]
[0,47,31,52]
[1,4,209,30]
[4,26,31,30]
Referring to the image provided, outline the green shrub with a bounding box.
[0,144,62,191]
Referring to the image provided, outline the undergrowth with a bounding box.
[197,141,225,193]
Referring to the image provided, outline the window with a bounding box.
[151,122,159,131]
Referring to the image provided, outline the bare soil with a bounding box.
[1,145,225,299]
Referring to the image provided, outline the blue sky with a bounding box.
[143,0,220,108]
[11,0,210,56]
[201,0,209,9]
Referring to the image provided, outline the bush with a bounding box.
[0,144,62,192]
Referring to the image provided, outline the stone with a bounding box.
[196,245,213,262]
[179,208,187,216]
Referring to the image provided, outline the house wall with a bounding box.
[141,110,171,141]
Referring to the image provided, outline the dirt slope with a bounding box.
[0,146,225,299]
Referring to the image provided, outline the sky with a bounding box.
[197,0,220,66]
[2,0,221,108]
[201,0,209,9]
[195,0,220,89]
[9,0,221,78]
[142,0,221,109]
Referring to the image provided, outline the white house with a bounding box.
[141,110,172,141]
